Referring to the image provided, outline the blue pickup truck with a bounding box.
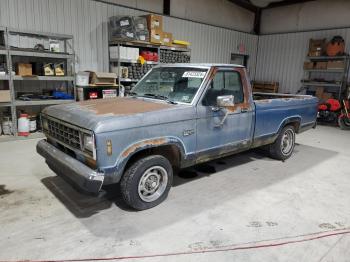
[37,64,318,210]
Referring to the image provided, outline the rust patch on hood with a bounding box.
[78,97,172,116]
[122,138,167,158]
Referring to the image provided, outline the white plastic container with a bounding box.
[29,115,37,132]
[18,114,30,136]
[2,117,12,135]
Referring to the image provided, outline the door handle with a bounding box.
[241,108,248,113]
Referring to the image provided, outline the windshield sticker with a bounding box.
[182,71,206,78]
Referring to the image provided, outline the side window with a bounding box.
[202,71,244,106]
[224,72,244,103]
[212,72,224,90]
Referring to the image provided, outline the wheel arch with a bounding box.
[117,137,186,176]
[278,116,301,134]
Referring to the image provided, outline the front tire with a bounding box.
[269,125,296,160]
[120,155,173,210]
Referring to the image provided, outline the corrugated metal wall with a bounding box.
[0,0,258,76]
[255,28,350,93]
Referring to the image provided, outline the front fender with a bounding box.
[104,136,187,183]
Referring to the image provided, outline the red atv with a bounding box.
[318,98,350,130]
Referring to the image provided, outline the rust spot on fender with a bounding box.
[121,138,168,158]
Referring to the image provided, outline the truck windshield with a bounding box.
[131,67,208,104]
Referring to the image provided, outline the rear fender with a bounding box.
[279,116,302,133]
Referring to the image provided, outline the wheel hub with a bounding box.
[281,129,294,156]
[138,166,168,202]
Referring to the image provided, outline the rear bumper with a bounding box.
[36,139,104,194]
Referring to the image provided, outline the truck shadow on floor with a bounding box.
[41,143,337,238]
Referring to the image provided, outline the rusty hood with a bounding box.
[43,97,194,133]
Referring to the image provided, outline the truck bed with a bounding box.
[252,92,318,146]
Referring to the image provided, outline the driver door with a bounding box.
[195,68,254,161]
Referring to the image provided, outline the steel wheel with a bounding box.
[281,129,295,156]
[138,166,168,202]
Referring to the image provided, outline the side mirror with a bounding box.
[217,95,235,108]
[214,95,235,128]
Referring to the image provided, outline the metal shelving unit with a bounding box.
[108,40,191,96]
[0,27,75,137]
[301,55,350,99]
[14,99,74,106]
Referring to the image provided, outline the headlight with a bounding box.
[42,118,48,130]
[84,134,94,152]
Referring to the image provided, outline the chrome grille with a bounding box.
[45,117,82,150]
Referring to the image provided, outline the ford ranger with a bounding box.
[37,64,318,210]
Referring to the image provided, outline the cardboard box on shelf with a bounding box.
[322,92,333,100]
[54,63,65,76]
[161,32,173,46]
[327,61,345,69]
[76,71,90,86]
[304,62,315,70]
[144,14,163,30]
[0,90,11,102]
[44,63,55,76]
[315,61,327,69]
[308,38,326,57]
[315,86,324,99]
[150,29,162,44]
[89,71,117,85]
[16,63,32,76]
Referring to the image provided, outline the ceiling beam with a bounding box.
[264,0,317,9]
[228,0,257,12]
[163,0,170,15]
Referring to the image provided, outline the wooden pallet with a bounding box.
[252,81,279,93]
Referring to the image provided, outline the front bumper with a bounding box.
[36,139,104,194]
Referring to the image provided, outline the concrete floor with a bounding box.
[0,125,350,262]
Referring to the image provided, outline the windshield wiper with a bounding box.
[142,93,177,104]
[128,91,138,96]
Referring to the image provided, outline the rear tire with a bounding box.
[120,155,173,210]
[338,116,350,130]
[269,125,296,160]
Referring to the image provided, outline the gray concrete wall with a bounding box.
[261,0,350,34]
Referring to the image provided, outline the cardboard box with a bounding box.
[322,92,333,100]
[150,29,162,44]
[89,71,117,85]
[315,87,324,99]
[161,32,173,46]
[54,63,65,76]
[44,63,55,76]
[76,71,90,86]
[315,61,327,69]
[144,14,163,30]
[304,62,315,70]
[0,90,11,102]
[16,63,32,76]
[308,38,326,57]
[327,61,345,69]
